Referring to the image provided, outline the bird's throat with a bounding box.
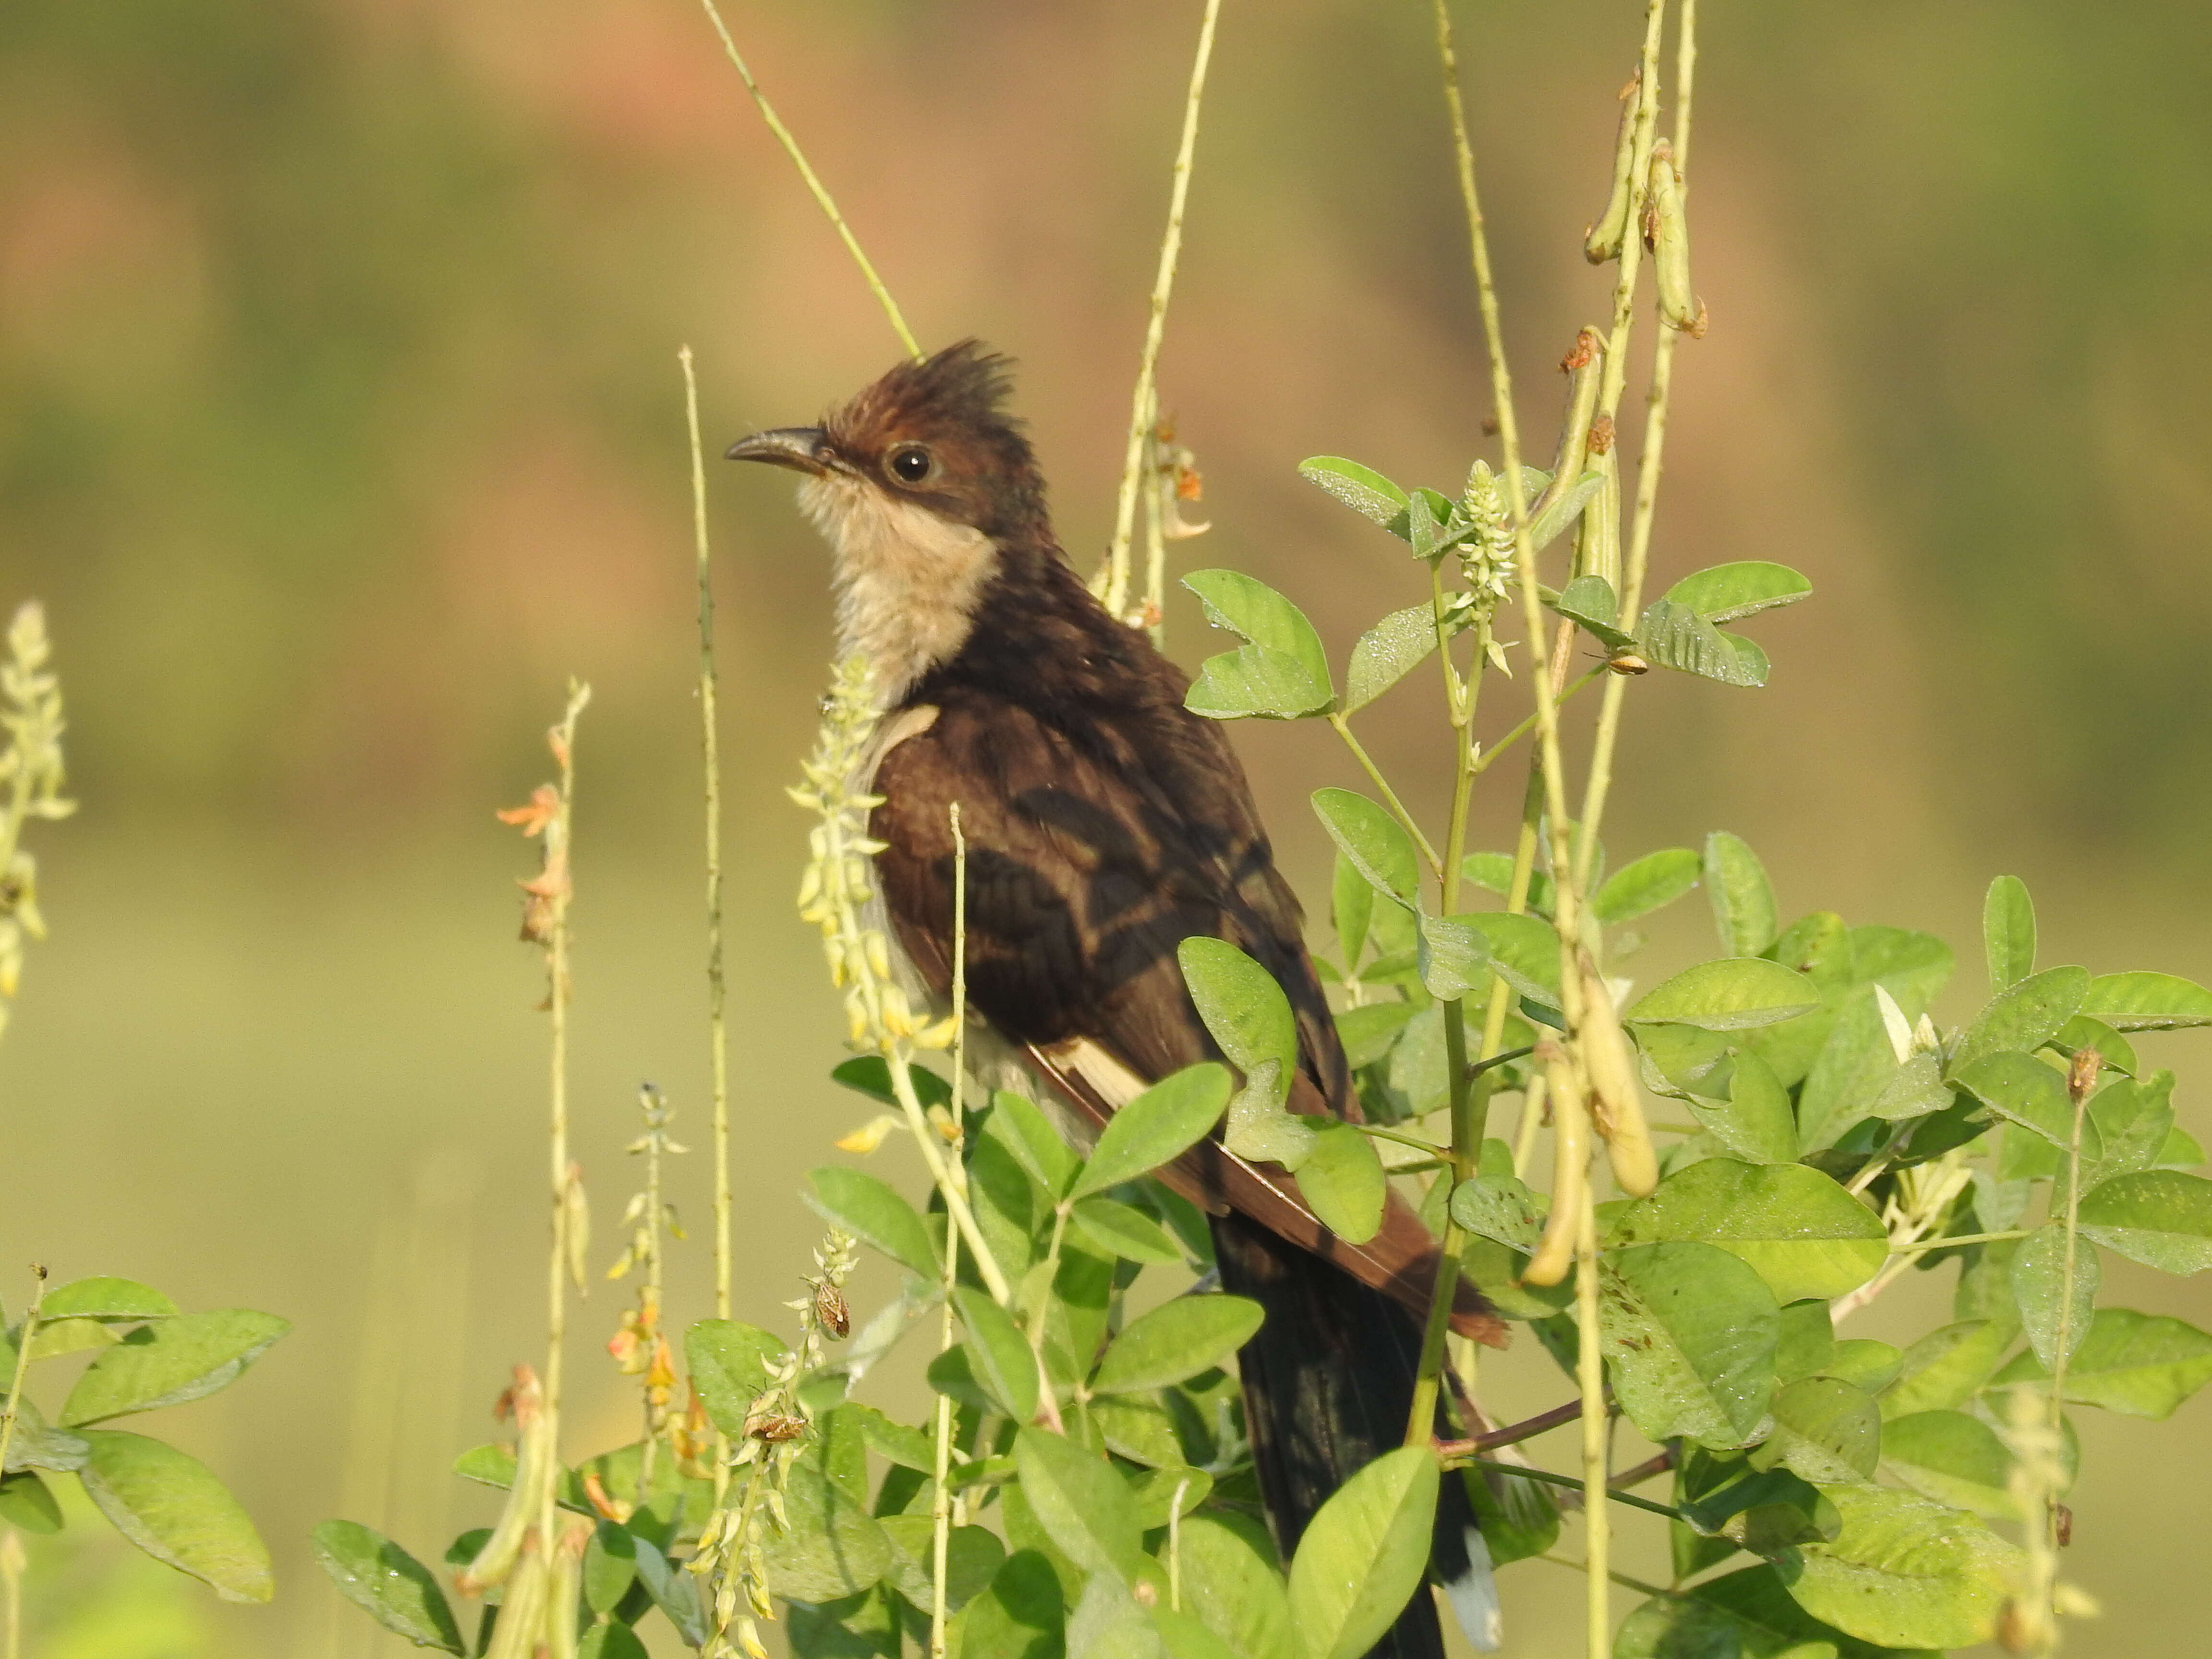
[798,474,999,703]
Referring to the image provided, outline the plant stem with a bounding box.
[1574,0,1694,895]
[1470,666,1607,778]
[1575,1186,1610,1657]
[2049,1055,2096,1553]
[681,349,735,1333]
[1098,0,1225,617]
[1324,713,1444,877]
[1538,1551,1678,1601]
[1890,1228,2031,1256]
[0,1266,46,1486]
[541,683,589,1552]
[1434,1395,1587,1456]
[1451,1459,1677,1524]
[693,1,920,360]
[928,819,967,1658]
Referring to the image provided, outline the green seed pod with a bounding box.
[1583,76,1641,264]
[1647,141,1707,337]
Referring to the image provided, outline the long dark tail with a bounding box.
[1212,1211,1480,1659]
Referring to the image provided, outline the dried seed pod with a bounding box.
[1584,76,1642,263]
[1647,141,1707,337]
[1579,960,1659,1197]
[1523,1042,1589,1287]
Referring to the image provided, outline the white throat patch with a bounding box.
[797,473,998,702]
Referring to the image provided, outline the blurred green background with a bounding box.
[2,0,2208,1652]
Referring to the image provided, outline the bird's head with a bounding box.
[726,340,1056,700]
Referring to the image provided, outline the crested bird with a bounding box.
[730,341,1505,1657]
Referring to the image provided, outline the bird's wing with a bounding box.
[870,687,1501,1344]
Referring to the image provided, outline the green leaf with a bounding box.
[1954,1049,2074,1146]
[1525,469,1607,553]
[1310,789,1420,909]
[1178,940,1313,1167]
[1593,848,1700,925]
[684,1320,789,1438]
[1636,599,1770,687]
[1334,1002,1417,1070]
[1175,1513,1295,1659]
[1989,1307,2212,1418]
[578,1625,652,1659]
[1611,1160,1887,1304]
[952,1550,1068,1657]
[1414,914,1488,1001]
[1880,1321,2017,1419]
[582,1522,636,1616]
[1617,1563,1896,1659]
[1449,1171,1547,1251]
[2080,970,2212,1031]
[1602,1242,1779,1446]
[1285,1446,1438,1659]
[1778,1483,2019,1650]
[1069,1197,1186,1264]
[27,1319,118,1361]
[955,1288,1041,1421]
[1070,1064,1233,1203]
[1090,1296,1264,1396]
[77,1430,273,1603]
[986,1090,1083,1199]
[1182,571,1333,720]
[633,1533,709,1644]
[2077,1169,2212,1273]
[0,1472,62,1535]
[2010,1224,2099,1368]
[1666,562,1814,624]
[1948,965,2090,1077]
[1627,959,1817,1032]
[1460,911,1562,1008]
[37,1278,178,1323]
[1013,1425,1144,1581]
[1683,1046,1799,1164]
[1552,575,1637,651]
[311,1520,465,1653]
[831,1055,954,1110]
[60,1310,289,1425]
[1704,832,1779,956]
[806,1166,940,1279]
[1880,1410,2022,1521]
[877,1516,1005,1616]
[1982,876,2035,992]
[1751,1377,1881,1483]
[1827,1340,1904,1396]
[1298,456,1409,526]
[1342,606,1439,714]
[1461,852,1554,916]
[1332,853,1374,973]
[762,1464,893,1602]
[1122,1464,1214,1532]
[1295,1121,1386,1244]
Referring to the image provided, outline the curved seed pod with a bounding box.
[1647,141,1707,337]
[1534,328,1607,528]
[482,1532,550,1659]
[1578,961,1658,1196]
[1524,1042,1589,1286]
[1584,75,1642,263]
[457,1368,550,1594]
[544,1517,593,1659]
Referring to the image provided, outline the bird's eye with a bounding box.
[886,444,935,485]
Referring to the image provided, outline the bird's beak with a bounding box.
[725,426,834,474]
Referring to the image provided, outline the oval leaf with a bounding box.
[805,1166,939,1279]
[1989,1307,2212,1419]
[1298,456,1409,526]
[1627,959,1818,1032]
[1881,1410,2024,1521]
[2010,1223,2100,1368]
[2078,1169,2212,1274]
[1177,1513,1297,1659]
[1611,1159,1887,1304]
[1310,789,1420,909]
[1013,1425,1144,1581]
[1602,1242,1779,1446]
[1343,606,1438,714]
[684,1319,790,1437]
[312,1520,465,1653]
[1178,939,1298,1095]
[1779,1484,2019,1650]
[1285,1446,1439,1659]
[1070,1063,1233,1202]
[1183,570,1333,719]
[1069,1197,1186,1264]
[61,1310,289,1426]
[1982,875,2036,993]
[1637,600,1770,687]
[1664,561,1813,624]
[1090,1295,1264,1396]
[38,1277,178,1323]
[2080,971,2212,1032]
[761,1465,891,1602]
[1295,1121,1386,1245]
[1593,848,1700,926]
[78,1430,273,1603]
[1752,1376,1881,1484]
[1948,965,2090,1077]
[955,1287,1042,1422]
[1704,832,1779,957]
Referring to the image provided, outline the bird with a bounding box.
[729,340,1505,1658]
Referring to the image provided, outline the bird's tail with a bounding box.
[1211,1211,1491,1659]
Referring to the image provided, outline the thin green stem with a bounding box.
[1575,1190,1610,1657]
[1451,1460,1678,1524]
[694,1,920,359]
[1471,666,1606,778]
[1890,1228,2031,1256]
[1099,0,1225,616]
[1325,714,1444,877]
[540,683,590,1551]
[0,1267,47,1485]
[2049,1058,2095,1553]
